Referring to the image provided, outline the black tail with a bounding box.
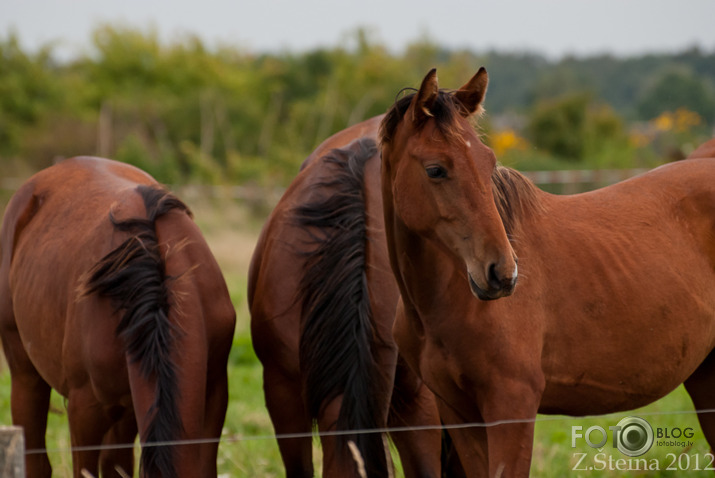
[295,138,389,476]
[82,185,190,478]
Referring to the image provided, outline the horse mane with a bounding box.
[294,138,389,476]
[491,166,542,237]
[81,184,191,478]
[380,90,542,238]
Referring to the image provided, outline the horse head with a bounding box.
[380,68,517,300]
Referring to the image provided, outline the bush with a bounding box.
[527,92,629,163]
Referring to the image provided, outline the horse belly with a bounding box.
[540,301,715,416]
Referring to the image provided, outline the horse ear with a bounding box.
[411,68,439,123]
[454,67,489,117]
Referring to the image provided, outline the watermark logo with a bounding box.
[612,417,654,456]
[571,416,708,472]
[571,416,654,457]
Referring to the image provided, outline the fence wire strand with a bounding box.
[23,407,715,456]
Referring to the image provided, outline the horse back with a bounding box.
[1,156,234,476]
[0,158,155,382]
[2,156,234,386]
[529,158,715,413]
[298,115,383,170]
[636,158,715,263]
[688,138,715,159]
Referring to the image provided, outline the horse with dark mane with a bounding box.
[380,68,715,476]
[0,157,236,477]
[249,125,443,476]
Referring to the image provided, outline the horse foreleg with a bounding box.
[263,365,314,478]
[435,398,488,478]
[388,357,442,478]
[0,330,53,478]
[685,350,715,452]
[479,381,542,478]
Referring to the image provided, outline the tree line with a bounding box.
[1,25,714,186]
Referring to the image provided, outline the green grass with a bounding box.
[0,196,712,477]
[531,387,712,477]
[2,349,710,477]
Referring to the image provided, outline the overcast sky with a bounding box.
[3,0,715,60]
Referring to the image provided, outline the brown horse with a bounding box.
[249,123,443,477]
[689,138,715,159]
[0,157,236,477]
[380,68,715,477]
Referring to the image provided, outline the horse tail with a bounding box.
[295,138,389,476]
[82,185,190,478]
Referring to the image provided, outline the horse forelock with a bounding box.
[379,89,480,148]
[380,90,541,237]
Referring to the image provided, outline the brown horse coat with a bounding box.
[249,120,442,477]
[381,69,715,477]
[689,137,715,159]
[0,157,235,477]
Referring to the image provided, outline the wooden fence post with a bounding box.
[0,426,25,478]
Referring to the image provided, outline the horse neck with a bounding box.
[386,212,470,317]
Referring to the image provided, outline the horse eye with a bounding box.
[426,165,447,179]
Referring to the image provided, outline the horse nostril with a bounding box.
[487,261,517,292]
[487,263,502,290]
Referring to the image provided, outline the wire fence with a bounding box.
[21,407,715,456]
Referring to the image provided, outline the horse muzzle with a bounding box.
[468,262,518,300]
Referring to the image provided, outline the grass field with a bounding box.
[0,193,713,477]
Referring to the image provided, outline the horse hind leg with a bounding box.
[317,396,371,478]
[0,328,53,477]
[263,364,314,478]
[99,408,137,478]
[684,350,715,452]
[387,357,443,478]
[66,386,116,478]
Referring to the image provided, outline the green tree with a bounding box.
[528,93,590,161]
[0,33,64,158]
[637,67,715,125]
[527,92,627,163]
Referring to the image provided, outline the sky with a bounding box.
[3,0,715,60]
